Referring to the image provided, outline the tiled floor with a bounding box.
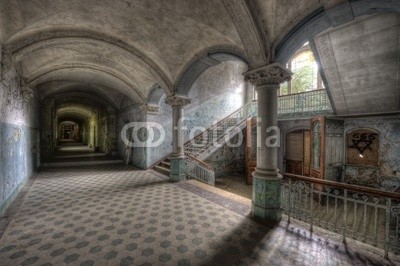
[0,161,398,265]
[215,174,252,200]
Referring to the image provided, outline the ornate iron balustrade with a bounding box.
[278,89,333,116]
[184,100,257,158]
[185,155,215,186]
[184,89,332,158]
[282,173,400,258]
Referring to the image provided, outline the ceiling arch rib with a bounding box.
[147,84,165,106]
[57,106,96,119]
[273,0,400,64]
[2,0,249,91]
[38,82,122,110]
[30,67,144,105]
[58,115,87,125]
[12,36,170,94]
[7,31,173,95]
[220,0,269,67]
[175,49,249,95]
[9,36,173,106]
[57,112,91,125]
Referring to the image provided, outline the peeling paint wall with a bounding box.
[204,132,246,177]
[117,104,148,169]
[279,116,400,192]
[147,94,172,167]
[344,117,400,192]
[0,67,40,213]
[146,60,248,167]
[40,95,117,158]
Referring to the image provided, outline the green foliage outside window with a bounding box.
[280,48,320,96]
[291,65,314,93]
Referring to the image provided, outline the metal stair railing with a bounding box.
[282,173,400,259]
[185,154,215,186]
[184,100,257,158]
[183,101,257,186]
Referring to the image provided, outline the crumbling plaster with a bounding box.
[119,60,248,169]
[0,65,40,213]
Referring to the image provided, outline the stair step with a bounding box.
[160,161,170,168]
[154,165,170,176]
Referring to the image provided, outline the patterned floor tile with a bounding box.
[0,162,398,266]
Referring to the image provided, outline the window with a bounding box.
[280,43,324,95]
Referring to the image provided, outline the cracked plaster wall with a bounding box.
[0,66,40,213]
[204,131,246,178]
[117,60,248,169]
[278,117,400,192]
[344,117,400,192]
[146,60,248,168]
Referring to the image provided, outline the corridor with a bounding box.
[0,161,396,265]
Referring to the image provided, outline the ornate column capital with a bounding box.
[165,94,192,108]
[139,104,159,115]
[243,63,292,86]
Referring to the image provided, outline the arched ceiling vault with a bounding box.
[56,106,96,119]
[0,0,257,101]
[31,67,144,105]
[4,0,395,113]
[9,36,172,101]
[57,112,90,124]
[58,117,87,126]
[38,82,124,110]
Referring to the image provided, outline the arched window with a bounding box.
[280,43,324,95]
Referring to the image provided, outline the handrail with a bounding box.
[284,173,400,200]
[184,101,256,146]
[279,89,326,98]
[186,154,214,172]
[186,155,215,186]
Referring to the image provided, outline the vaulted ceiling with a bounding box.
[0,0,398,114]
[0,0,249,108]
[314,13,400,115]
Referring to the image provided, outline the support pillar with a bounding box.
[244,63,292,225]
[165,95,192,182]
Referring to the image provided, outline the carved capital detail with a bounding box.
[165,95,191,108]
[140,104,159,115]
[243,63,292,87]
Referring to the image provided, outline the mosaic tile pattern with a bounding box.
[0,163,398,265]
[215,174,252,200]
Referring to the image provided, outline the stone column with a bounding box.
[165,95,192,182]
[243,63,292,225]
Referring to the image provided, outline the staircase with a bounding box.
[153,101,257,183]
[154,157,171,176]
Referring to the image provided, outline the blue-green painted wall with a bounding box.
[0,68,41,213]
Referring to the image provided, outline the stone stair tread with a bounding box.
[157,102,256,177]
[154,165,170,176]
[160,161,170,167]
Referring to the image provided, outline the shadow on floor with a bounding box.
[42,141,120,165]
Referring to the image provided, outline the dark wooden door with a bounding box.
[285,130,311,176]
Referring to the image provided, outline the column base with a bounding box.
[251,171,282,226]
[169,157,186,182]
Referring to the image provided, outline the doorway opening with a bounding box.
[285,129,311,176]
